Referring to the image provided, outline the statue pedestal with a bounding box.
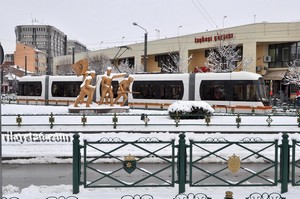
[68,103,129,114]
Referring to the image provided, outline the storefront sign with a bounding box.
[195,33,234,44]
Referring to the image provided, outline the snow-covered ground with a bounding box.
[2,104,300,198]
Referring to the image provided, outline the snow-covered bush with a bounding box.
[168,101,214,119]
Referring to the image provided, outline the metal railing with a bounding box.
[73,132,300,195]
[189,138,279,187]
[3,112,300,132]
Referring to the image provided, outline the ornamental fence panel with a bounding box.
[292,139,300,186]
[82,137,175,189]
[72,132,298,195]
[189,138,279,187]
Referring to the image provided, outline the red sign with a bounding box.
[195,33,234,44]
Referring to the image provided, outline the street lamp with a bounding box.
[177,25,182,36]
[121,36,125,46]
[223,16,227,29]
[155,29,160,39]
[133,22,148,72]
[24,46,27,76]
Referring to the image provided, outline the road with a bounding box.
[3,162,279,189]
[3,163,73,189]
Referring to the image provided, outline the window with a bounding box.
[132,80,184,100]
[269,42,300,68]
[51,81,81,97]
[232,81,259,101]
[200,80,228,101]
[200,80,264,102]
[18,82,42,96]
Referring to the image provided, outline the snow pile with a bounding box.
[168,101,214,119]
[3,184,300,199]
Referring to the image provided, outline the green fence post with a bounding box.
[73,133,80,194]
[280,133,289,193]
[292,139,296,186]
[177,133,187,194]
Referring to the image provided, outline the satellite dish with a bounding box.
[0,43,4,65]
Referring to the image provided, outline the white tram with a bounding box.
[17,71,271,112]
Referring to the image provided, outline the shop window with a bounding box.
[269,42,300,68]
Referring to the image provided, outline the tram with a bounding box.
[17,71,271,112]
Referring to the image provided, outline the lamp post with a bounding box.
[133,22,148,72]
[24,46,27,76]
[223,16,227,29]
[155,29,160,39]
[121,36,125,46]
[177,25,182,36]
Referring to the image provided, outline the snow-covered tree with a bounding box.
[160,52,180,73]
[88,53,112,75]
[56,57,73,75]
[161,52,193,73]
[205,39,252,72]
[134,63,145,73]
[158,39,192,73]
[113,59,135,74]
[283,59,300,86]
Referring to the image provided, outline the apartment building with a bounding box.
[15,24,67,74]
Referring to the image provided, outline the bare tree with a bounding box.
[56,57,73,75]
[160,41,193,73]
[205,39,252,72]
[283,59,300,86]
[113,59,135,74]
[87,53,112,75]
[160,52,180,73]
[160,53,192,73]
[134,63,145,73]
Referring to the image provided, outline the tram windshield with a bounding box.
[257,77,270,106]
[200,79,270,105]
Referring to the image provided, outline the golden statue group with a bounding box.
[71,59,134,108]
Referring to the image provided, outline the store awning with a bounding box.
[263,70,287,81]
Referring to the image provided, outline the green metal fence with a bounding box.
[292,139,300,186]
[73,132,298,195]
[4,112,300,131]
[189,137,279,187]
[80,136,175,189]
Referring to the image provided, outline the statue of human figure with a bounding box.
[74,71,96,107]
[113,76,134,106]
[99,67,126,106]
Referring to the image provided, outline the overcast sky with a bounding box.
[1,0,300,54]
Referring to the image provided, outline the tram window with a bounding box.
[51,81,81,97]
[112,81,119,98]
[232,80,259,101]
[132,80,184,100]
[18,82,42,96]
[200,80,227,100]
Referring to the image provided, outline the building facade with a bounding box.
[14,43,47,75]
[53,22,300,101]
[15,24,67,74]
[67,40,88,55]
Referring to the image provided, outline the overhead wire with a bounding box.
[191,0,219,29]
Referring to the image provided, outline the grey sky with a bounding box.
[1,0,299,54]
